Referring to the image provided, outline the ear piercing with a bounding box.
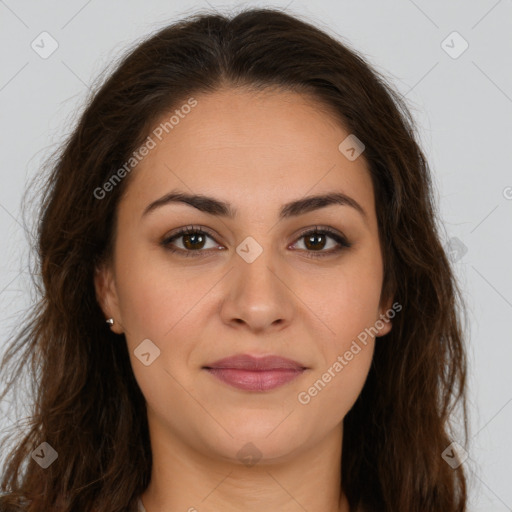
[106,318,114,326]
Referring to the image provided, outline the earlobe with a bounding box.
[376,313,393,337]
[376,296,395,338]
[94,263,124,334]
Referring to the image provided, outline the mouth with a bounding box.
[202,354,308,392]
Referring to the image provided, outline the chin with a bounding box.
[203,423,306,464]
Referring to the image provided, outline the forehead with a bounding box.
[119,87,376,222]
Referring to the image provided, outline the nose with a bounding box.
[219,247,294,334]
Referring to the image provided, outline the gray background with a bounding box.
[0,1,511,510]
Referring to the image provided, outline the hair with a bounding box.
[0,6,469,512]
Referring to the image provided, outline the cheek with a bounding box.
[294,249,382,412]
[114,256,205,409]
[296,338,374,431]
[300,248,384,344]
[113,243,219,386]
[297,267,381,421]
[113,238,196,340]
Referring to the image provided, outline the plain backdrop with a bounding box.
[0,1,511,510]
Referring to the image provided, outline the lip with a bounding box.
[204,354,306,371]
[203,354,308,392]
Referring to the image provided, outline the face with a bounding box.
[95,87,393,464]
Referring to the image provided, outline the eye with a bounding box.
[160,225,221,257]
[290,226,351,258]
[160,225,351,258]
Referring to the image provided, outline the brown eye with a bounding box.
[181,232,207,250]
[303,232,328,251]
[161,225,351,259]
[161,226,221,257]
[291,226,352,258]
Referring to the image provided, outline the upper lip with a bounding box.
[203,354,307,371]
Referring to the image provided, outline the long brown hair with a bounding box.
[0,7,468,511]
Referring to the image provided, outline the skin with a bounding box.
[95,87,393,512]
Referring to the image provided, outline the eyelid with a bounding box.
[161,224,222,254]
[290,225,351,257]
[160,224,351,257]
[293,225,349,245]
[163,224,218,241]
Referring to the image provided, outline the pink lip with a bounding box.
[203,354,307,392]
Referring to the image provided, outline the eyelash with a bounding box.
[160,224,352,259]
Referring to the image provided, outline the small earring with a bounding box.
[106,318,114,326]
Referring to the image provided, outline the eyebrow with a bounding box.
[141,190,367,221]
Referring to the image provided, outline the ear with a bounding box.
[375,292,396,338]
[94,260,124,334]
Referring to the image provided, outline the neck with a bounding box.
[141,412,349,512]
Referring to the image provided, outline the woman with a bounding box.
[0,7,468,511]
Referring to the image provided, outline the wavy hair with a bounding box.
[0,7,468,511]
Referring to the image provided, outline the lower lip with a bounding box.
[204,368,305,391]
